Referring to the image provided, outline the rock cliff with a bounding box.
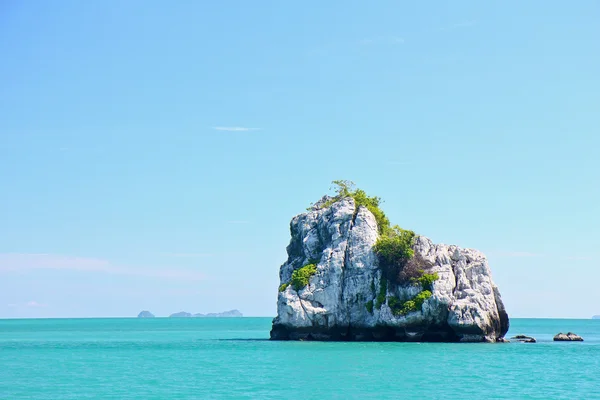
[270,195,509,342]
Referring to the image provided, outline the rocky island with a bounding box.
[271,181,509,343]
[137,310,155,318]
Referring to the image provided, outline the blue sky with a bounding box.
[1,1,599,318]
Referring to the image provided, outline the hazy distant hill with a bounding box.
[194,310,243,318]
[169,311,193,318]
[168,310,243,318]
[593,315,600,320]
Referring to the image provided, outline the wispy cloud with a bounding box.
[25,300,47,308]
[0,253,204,281]
[564,255,593,261]
[212,126,261,132]
[6,301,47,308]
[358,36,405,46]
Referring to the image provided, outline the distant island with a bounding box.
[136,310,243,318]
[194,310,243,318]
[137,310,155,318]
[167,309,243,318]
[169,311,192,318]
[593,315,600,320]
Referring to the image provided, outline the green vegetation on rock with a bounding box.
[317,180,391,235]
[387,296,403,314]
[415,273,439,291]
[278,283,289,292]
[291,263,318,291]
[398,300,417,315]
[374,226,416,283]
[375,278,388,309]
[383,263,437,317]
[310,181,440,315]
[365,300,374,314]
[414,290,432,308]
[387,290,433,316]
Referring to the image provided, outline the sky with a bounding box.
[0,1,599,319]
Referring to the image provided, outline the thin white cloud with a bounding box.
[6,301,47,308]
[0,253,204,281]
[212,127,261,132]
[25,300,47,308]
[564,256,593,261]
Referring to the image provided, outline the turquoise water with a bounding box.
[1,318,599,399]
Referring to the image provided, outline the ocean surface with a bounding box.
[1,318,598,399]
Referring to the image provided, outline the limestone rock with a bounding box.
[270,197,509,342]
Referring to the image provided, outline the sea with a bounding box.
[0,318,598,399]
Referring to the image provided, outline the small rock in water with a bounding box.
[510,335,536,343]
[553,332,583,341]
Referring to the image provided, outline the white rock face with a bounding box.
[271,197,509,342]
